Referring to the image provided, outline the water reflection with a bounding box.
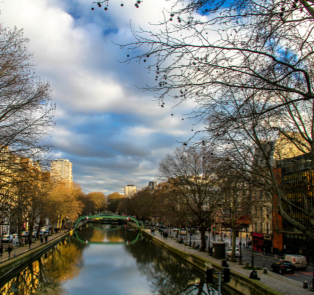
[0,238,86,295]
[0,225,219,295]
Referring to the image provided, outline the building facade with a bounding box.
[50,159,72,185]
[124,184,136,198]
[272,153,313,257]
[250,134,308,252]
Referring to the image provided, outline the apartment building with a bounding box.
[51,159,72,185]
[124,185,136,198]
[250,133,308,253]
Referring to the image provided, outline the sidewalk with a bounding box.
[148,230,311,295]
[0,230,69,264]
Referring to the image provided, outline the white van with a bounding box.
[284,254,307,269]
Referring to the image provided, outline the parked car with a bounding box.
[12,234,19,245]
[2,234,13,243]
[226,248,240,257]
[40,227,49,234]
[180,230,187,235]
[172,227,178,232]
[284,254,307,270]
[21,231,29,237]
[270,260,294,274]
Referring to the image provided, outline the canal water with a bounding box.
[0,224,221,295]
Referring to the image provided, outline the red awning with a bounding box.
[252,232,263,237]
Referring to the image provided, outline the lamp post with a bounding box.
[251,234,254,268]
[0,224,3,257]
[208,229,212,255]
[311,231,314,292]
[239,228,243,265]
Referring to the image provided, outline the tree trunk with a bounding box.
[231,226,237,261]
[200,223,206,251]
[17,216,24,245]
[36,218,43,239]
[28,220,34,243]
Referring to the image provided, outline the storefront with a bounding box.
[251,232,264,251]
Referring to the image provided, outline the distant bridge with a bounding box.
[73,211,140,229]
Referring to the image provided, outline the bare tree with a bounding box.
[202,83,314,240]
[158,147,220,251]
[215,161,254,260]
[121,0,314,121]
[0,25,54,207]
[118,0,314,240]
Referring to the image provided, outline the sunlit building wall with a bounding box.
[51,159,73,185]
[124,185,136,198]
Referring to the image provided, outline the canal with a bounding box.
[0,224,222,295]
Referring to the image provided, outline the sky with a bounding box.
[1,0,204,194]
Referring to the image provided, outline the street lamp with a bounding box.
[239,228,243,265]
[208,228,213,255]
[311,232,314,292]
[251,233,254,268]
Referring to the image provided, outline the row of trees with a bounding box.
[0,23,57,242]
[117,147,254,258]
[0,23,108,242]
[120,0,314,243]
[5,166,108,243]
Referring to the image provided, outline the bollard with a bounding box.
[303,280,308,289]
[263,268,267,274]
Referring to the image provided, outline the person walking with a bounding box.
[29,238,32,249]
[8,246,12,258]
[45,234,48,243]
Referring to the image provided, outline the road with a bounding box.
[174,231,314,285]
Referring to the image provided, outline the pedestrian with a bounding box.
[165,232,168,239]
[243,243,246,249]
[29,238,32,249]
[45,235,48,243]
[8,246,12,258]
[222,259,229,268]
[40,236,43,243]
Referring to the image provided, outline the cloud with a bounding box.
[0,0,206,193]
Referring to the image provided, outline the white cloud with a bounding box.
[0,0,206,193]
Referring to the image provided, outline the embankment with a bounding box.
[139,228,284,295]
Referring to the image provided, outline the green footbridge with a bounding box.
[73,211,141,229]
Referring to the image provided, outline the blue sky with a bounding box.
[1,0,204,194]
